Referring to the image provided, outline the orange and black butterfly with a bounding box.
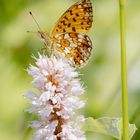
[32,0,93,67]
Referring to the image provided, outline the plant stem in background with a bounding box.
[119,0,129,140]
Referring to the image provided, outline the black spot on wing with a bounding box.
[72,27,76,32]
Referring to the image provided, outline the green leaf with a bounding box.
[82,117,137,140]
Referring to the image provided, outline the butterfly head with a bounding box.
[37,31,46,39]
[37,31,51,46]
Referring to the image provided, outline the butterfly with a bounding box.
[34,0,93,67]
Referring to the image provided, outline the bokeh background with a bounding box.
[0,0,140,140]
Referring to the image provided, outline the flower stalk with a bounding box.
[119,0,129,140]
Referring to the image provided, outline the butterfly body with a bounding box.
[38,0,93,67]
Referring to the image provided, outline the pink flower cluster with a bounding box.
[26,54,86,140]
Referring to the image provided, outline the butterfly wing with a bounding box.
[51,32,92,67]
[50,0,93,35]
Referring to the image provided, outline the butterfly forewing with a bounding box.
[50,0,93,35]
[51,32,92,67]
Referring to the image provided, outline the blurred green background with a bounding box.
[0,0,140,140]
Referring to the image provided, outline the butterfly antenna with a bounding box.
[29,11,42,31]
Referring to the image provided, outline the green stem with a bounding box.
[119,0,129,140]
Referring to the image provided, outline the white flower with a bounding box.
[26,54,86,140]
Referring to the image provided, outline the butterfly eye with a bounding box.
[37,31,45,39]
[39,33,45,40]
[41,34,44,39]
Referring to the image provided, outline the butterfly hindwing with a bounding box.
[51,32,92,67]
[50,0,93,35]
